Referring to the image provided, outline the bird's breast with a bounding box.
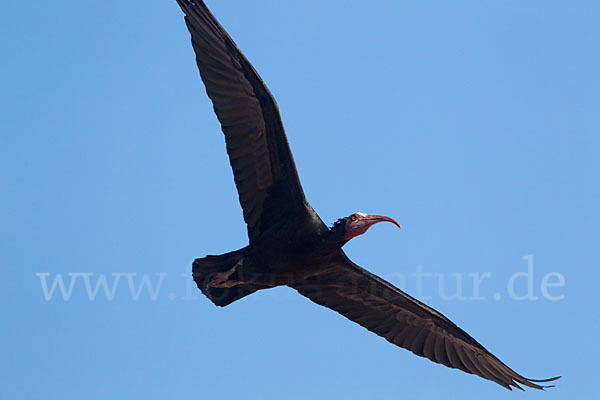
[240,224,335,286]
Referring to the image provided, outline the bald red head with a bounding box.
[343,212,401,241]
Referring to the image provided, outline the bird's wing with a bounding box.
[291,253,559,390]
[177,0,309,241]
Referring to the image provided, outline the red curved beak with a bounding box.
[364,214,402,229]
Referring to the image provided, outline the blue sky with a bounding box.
[2,1,598,398]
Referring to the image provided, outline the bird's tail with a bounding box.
[192,247,259,307]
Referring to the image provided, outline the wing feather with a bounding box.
[291,254,559,390]
[177,0,310,240]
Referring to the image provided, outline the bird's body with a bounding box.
[175,0,559,390]
[196,207,344,305]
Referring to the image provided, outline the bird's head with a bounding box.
[333,212,401,243]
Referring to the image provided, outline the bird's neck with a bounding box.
[324,222,349,248]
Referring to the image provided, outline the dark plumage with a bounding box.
[175,0,559,390]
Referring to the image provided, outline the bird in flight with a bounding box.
[175,0,559,390]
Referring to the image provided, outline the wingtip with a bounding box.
[528,375,562,383]
[517,375,561,391]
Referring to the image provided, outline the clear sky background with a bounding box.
[2,1,599,399]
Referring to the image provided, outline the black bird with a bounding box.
[176,0,559,390]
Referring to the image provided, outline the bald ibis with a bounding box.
[176,0,559,390]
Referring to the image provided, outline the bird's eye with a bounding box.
[351,214,358,222]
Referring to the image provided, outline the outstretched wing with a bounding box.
[291,254,559,390]
[177,0,309,241]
